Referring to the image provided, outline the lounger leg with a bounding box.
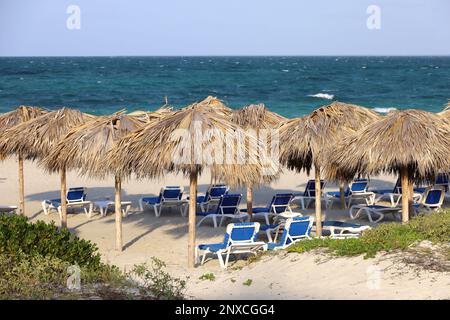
[224,250,232,269]
[153,205,159,217]
[349,206,360,220]
[264,213,270,225]
[213,216,218,228]
[217,252,226,269]
[139,199,144,212]
[42,201,49,215]
[265,230,273,242]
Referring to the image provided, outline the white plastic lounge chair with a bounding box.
[195,222,266,269]
[293,179,326,209]
[194,184,229,212]
[41,187,93,218]
[413,186,445,214]
[266,216,313,250]
[317,220,371,238]
[0,205,17,214]
[139,186,186,217]
[93,200,132,217]
[374,178,422,206]
[326,179,375,208]
[196,194,248,228]
[349,204,402,223]
[240,193,294,225]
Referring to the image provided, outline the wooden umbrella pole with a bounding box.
[339,181,345,209]
[400,167,409,223]
[314,166,322,237]
[115,175,123,251]
[188,168,198,268]
[60,167,68,228]
[408,180,414,218]
[18,153,25,216]
[246,184,253,219]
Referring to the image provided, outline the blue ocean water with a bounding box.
[0,56,448,117]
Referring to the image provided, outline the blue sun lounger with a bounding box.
[195,222,266,268]
[317,221,371,238]
[413,186,445,213]
[196,194,248,228]
[293,179,326,209]
[42,187,93,218]
[326,179,374,208]
[139,186,186,217]
[195,184,229,212]
[266,216,313,250]
[241,193,294,225]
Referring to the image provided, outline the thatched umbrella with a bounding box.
[43,111,144,250]
[107,99,277,267]
[0,108,95,227]
[128,106,174,123]
[0,106,47,215]
[278,101,381,236]
[231,103,286,216]
[325,109,450,223]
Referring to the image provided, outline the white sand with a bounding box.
[0,158,448,299]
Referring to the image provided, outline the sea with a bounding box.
[0,56,448,118]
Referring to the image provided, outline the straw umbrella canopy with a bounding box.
[325,109,450,223]
[43,111,144,250]
[0,106,47,215]
[278,101,381,236]
[128,106,174,123]
[0,107,95,227]
[106,99,277,267]
[231,103,286,216]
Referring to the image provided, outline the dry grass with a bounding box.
[325,109,450,183]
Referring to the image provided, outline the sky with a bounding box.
[0,0,449,56]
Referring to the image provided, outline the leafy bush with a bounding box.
[0,215,101,269]
[0,216,186,300]
[128,258,186,300]
[288,210,450,258]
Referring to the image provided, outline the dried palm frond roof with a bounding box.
[43,111,144,177]
[231,103,287,129]
[278,101,381,173]
[129,106,174,123]
[0,107,94,160]
[190,96,233,117]
[0,105,47,133]
[324,109,450,183]
[106,100,278,186]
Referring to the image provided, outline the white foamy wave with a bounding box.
[373,107,397,114]
[308,93,334,100]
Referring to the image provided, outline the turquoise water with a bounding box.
[0,56,449,117]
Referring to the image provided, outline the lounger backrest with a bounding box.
[423,187,445,207]
[277,216,313,247]
[218,194,242,215]
[225,222,260,245]
[350,179,368,194]
[435,173,449,192]
[206,185,229,201]
[393,178,401,193]
[67,187,87,203]
[269,193,293,214]
[303,180,326,197]
[161,186,183,201]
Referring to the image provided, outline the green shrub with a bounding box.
[199,273,215,281]
[0,215,101,269]
[128,258,186,300]
[289,210,450,258]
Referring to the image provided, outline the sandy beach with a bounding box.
[0,158,448,299]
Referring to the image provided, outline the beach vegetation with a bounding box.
[199,272,215,281]
[0,215,185,299]
[243,279,253,286]
[288,210,450,259]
